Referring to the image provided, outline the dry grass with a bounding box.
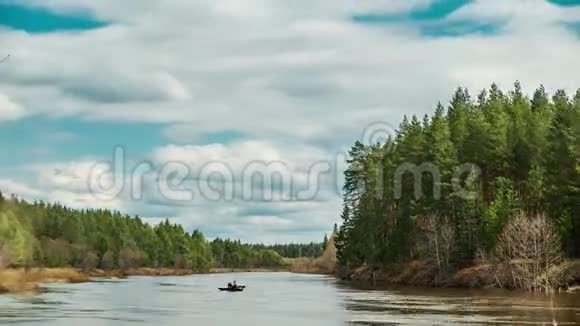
[0,269,39,293]
[448,264,494,288]
[391,260,439,286]
[288,257,320,273]
[25,268,90,283]
[0,268,90,294]
[89,269,128,279]
[345,259,580,291]
[290,234,337,274]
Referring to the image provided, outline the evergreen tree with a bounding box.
[336,83,580,272]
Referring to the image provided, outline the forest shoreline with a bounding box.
[339,259,580,292]
[5,263,578,295]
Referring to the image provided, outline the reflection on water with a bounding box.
[0,273,578,325]
[339,282,580,325]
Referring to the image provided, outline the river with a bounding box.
[0,272,578,325]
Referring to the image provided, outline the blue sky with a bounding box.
[1,0,580,243]
[352,0,502,37]
[0,2,106,32]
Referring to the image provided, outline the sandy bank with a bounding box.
[341,259,580,291]
[0,268,90,294]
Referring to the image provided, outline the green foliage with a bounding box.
[337,83,580,270]
[0,193,324,270]
[210,238,322,268]
[482,177,520,250]
[0,210,37,267]
[0,198,216,270]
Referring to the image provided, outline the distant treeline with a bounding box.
[0,194,325,271]
[211,239,324,268]
[210,239,325,268]
[263,240,328,258]
[336,83,580,274]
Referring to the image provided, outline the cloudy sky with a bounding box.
[1,0,579,243]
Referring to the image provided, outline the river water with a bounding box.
[0,272,578,325]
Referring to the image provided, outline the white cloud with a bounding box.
[26,160,114,192]
[246,215,292,227]
[11,0,433,21]
[2,0,580,241]
[0,93,26,121]
[148,140,337,203]
[449,0,580,27]
[0,176,126,211]
[152,141,283,169]
[3,0,578,147]
[45,189,127,211]
[0,178,42,198]
[151,140,328,172]
[155,197,340,243]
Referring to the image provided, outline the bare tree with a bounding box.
[487,213,566,292]
[419,214,456,283]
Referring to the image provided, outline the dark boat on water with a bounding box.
[218,285,246,292]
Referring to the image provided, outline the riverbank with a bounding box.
[0,268,90,294]
[341,259,580,292]
[288,257,335,274]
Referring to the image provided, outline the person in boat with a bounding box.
[233,280,237,288]
[227,282,232,289]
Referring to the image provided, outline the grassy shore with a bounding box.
[289,234,337,274]
[288,257,334,274]
[0,267,205,294]
[342,259,580,292]
[0,237,387,295]
[0,268,90,294]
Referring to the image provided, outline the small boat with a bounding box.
[218,285,246,292]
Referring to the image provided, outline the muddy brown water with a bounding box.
[0,272,578,325]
